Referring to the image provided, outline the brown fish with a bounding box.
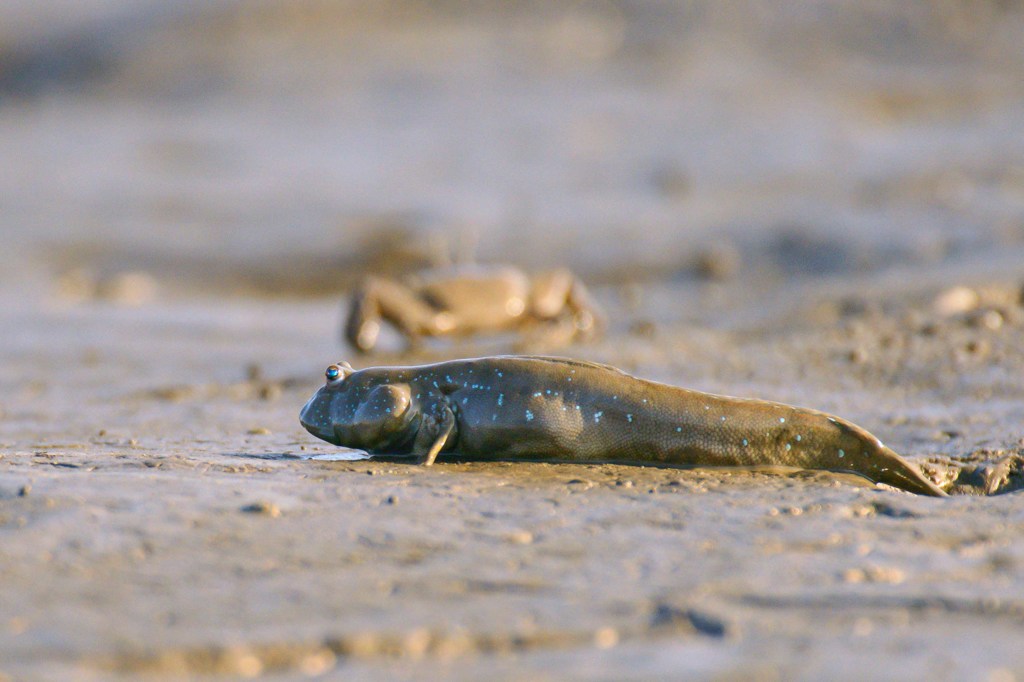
[300,356,946,497]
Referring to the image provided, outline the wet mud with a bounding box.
[2,1,1024,679]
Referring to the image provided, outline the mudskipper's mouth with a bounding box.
[300,419,339,445]
[299,392,339,445]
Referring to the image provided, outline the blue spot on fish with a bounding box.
[498,394,504,407]
[627,414,633,423]
[594,411,603,423]
[525,410,534,422]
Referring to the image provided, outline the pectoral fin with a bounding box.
[414,403,456,466]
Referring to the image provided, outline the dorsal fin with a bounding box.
[499,355,628,376]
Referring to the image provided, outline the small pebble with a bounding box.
[934,286,979,317]
[694,243,741,281]
[975,309,1004,331]
[628,320,657,338]
[226,649,263,678]
[593,627,619,649]
[507,530,534,545]
[257,384,281,401]
[964,339,991,357]
[245,364,264,382]
[150,386,196,402]
[18,484,30,497]
[838,296,869,317]
[402,628,434,658]
[247,427,272,436]
[848,347,869,364]
[842,565,904,584]
[96,271,159,306]
[298,648,336,676]
[54,268,97,302]
[240,501,281,517]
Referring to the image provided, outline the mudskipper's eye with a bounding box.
[325,365,341,381]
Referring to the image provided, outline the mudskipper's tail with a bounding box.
[872,447,947,497]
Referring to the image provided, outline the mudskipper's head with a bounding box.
[299,361,417,452]
[299,361,356,444]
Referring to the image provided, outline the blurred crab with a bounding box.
[344,264,605,354]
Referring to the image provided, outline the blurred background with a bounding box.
[1,0,1023,301]
[5,6,1024,678]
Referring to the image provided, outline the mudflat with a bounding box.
[2,1,1024,679]
[4,266,1024,680]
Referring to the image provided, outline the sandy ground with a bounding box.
[4,266,1024,681]
[3,1,1024,680]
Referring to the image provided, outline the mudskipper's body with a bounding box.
[299,356,946,496]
